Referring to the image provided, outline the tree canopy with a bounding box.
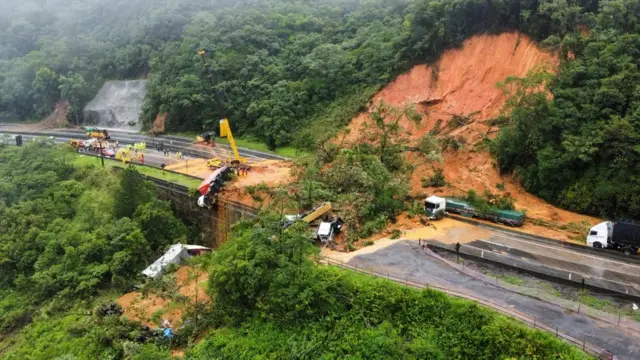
[494,2,640,218]
[0,0,600,147]
[0,142,188,335]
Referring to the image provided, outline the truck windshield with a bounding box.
[425,202,437,210]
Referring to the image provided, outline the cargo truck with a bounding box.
[424,195,525,226]
[587,220,640,255]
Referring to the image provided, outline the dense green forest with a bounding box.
[0,0,585,142]
[2,0,640,213]
[4,0,640,357]
[494,1,640,218]
[0,143,590,358]
[0,142,189,347]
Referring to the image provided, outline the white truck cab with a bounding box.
[317,218,343,244]
[317,221,334,243]
[424,195,446,220]
[587,221,612,248]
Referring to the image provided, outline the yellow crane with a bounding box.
[219,119,247,164]
[197,49,248,167]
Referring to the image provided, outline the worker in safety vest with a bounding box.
[139,153,144,165]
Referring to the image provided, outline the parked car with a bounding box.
[102,148,116,157]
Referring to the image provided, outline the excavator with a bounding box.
[196,131,216,146]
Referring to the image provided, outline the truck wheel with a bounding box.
[592,242,602,249]
[623,247,634,255]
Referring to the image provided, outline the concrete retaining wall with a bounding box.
[142,175,257,248]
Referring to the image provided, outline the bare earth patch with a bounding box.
[340,32,598,243]
[116,266,209,328]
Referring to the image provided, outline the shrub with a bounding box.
[439,136,465,151]
[421,169,447,187]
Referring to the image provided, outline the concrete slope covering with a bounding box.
[84,80,148,131]
[343,32,600,239]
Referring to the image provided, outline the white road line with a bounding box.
[489,232,640,270]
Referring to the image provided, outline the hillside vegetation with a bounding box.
[3,0,640,219]
[0,142,189,343]
[0,0,578,140]
[0,150,593,359]
[184,218,590,359]
[494,11,640,218]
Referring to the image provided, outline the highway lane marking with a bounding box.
[488,232,640,271]
[471,238,640,285]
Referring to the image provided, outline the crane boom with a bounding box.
[219,119,246,163]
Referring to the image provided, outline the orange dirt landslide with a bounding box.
[116,266,209,328]
[220,159,293,208]
[152,112,167,134]
[228,160,293,189]
[41,100,70,128]
[0,100,70,131]
[342,32,599,242]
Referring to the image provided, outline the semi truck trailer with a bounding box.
[587,220,640,255]
[425,195,525,226]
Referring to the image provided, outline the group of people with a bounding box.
[133,142,147,151]
[152,142,186,160]
[236,166,250,177]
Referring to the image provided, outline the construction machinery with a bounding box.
[284,202,333,227]
[86,127,111,140]
[196,131,216,146]
[219,119,247,164]
[205,119,248,169]
[206,158,225,169]
[194,49,250,209]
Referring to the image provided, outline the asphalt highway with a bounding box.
[346,241,640,359]
[15,133,200,173]
[0,127,286,161]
